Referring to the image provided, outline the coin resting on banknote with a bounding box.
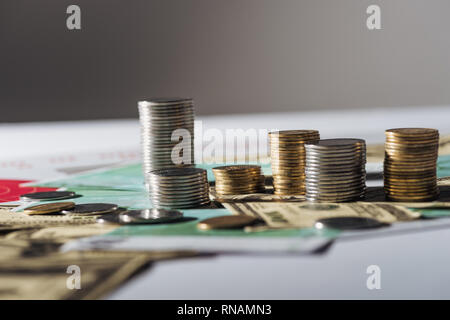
[24,202,76,215]
[197,215,260,230]
[20,191,77,202]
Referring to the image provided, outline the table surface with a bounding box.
[2,105,450,299]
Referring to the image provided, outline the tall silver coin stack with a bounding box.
[138,98,195,174]
[146,168,210,209]
[304,139,367,202]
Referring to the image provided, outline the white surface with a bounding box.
[62,235,330,254]
[2,105,450,299]
[107,226,450,299]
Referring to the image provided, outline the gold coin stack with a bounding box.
[384,128,440,202]
[269,130,320,195]
[212,165,265,196]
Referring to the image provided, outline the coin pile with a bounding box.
[212,165,265,196]
[146,168,210,209]
[384,128,439,202]
[138,98,195,174]
[269,130,320,195]
[304,139,367,202]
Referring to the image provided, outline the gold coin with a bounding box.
[384,141,438,147]
[197,215,259,230]
[384,186,437,192]
[274,183,305,188]
[212,165,261,172]
[271,167,306,172]
[269,129,319,136]
[24,202,76,215]
[385,128,439,136]
[383,164,437,171]
[274,190,305,195]
[273,177,305,183]
[214,177,262,183]
[213,171,261,177]
[386,194,439,202]
[384,189,438,195]
[384,181,436,188]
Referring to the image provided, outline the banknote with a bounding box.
[364,185,450,209]
[439,135,450,156]
[4,224,117,243]
[213,184,450,210]
[209,186,305,202]
[0,208,195,299]
[0,249,194,300]
[224,202,421,229]
[0,207,98,227]
[438,176,450,186]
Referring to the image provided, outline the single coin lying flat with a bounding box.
[62,203,119,216]
[314,217,388,231]
[20,191,77,202]
[24,202,76,215]
[119,208,183,224]
[197,215,259,230]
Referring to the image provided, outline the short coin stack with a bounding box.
[212,165,265,196]
[384,128,439,202]
[138,98,195,174]
[304,139,367,202]
[146,168,210,209]
[269,130,320,195]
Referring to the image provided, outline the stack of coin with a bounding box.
[384,128,439,202]
[138,98,195,174]
[269,130,320,195]
[212,165,265,196]
[304,139,367,202]
[146,168,210,209]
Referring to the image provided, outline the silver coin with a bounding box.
[305,170,365,177]
[151,194,210,202]
[20,191,77,202]
[150,189,210,196]
[305,147,366,153]
[305,183,366,191]
[138,97,193,105]
[96,213,125,224]
[306,192,366,199]
[306,189,366,197]
[152,201,210,209]
[146,172,206,179]
[119,208,183,224]
[153,201,210,209]
[305,138,365,146]
[305,148,366,155]
[139,98,196,172]
[305,163,365,170]
[62,203,119,216]
[307,193,366,200]
[149,168,206,177]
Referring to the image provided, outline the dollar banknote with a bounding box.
[0,207,97,227]
[224,202,420,229]
[0,248,194,299]
[0,208,196,299]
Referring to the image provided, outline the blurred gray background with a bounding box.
[1,0,449,121]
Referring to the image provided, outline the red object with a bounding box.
[0,180,58,202]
